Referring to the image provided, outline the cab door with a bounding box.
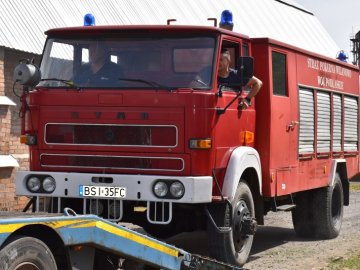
[214,38,245,147]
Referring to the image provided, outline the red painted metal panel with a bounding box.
[253,38,360,198]
[296,54,359,95]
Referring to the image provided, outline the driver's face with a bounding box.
[89,43,106,64]
[219,54,230,73]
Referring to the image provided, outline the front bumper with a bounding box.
[16,171,213,203]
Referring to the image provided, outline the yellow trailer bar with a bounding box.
[0,211,242,270]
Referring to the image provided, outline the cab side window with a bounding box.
[272,51,287,96]
[219,41,241,91]
[242,43,249,56]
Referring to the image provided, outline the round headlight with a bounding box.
[26,177,41,192]
[153,181,168,198]
[42,177,56,193]
[170,181,185,198]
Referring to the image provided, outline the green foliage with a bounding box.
[350,182,360,192]
[328,253,360,269]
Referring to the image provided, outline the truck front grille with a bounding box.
[45,123,178,148]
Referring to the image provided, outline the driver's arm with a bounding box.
[245,76,263,100]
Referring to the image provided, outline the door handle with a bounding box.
[287,120,299,131]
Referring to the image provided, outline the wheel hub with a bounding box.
[15,262,40,270]
[233,200,257,251]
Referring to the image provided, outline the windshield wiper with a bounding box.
[119,78,174,91]
[39,78,81,89]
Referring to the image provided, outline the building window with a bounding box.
[272,51,287,96]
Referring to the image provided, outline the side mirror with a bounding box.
[236,56,254,86]
[14,63,41,87]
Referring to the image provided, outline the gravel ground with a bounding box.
[167,188,360,270]
[246,189,360,270]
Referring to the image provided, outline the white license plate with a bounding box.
[79,185,126,198]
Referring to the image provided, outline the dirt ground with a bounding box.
[167,187,360,270]
[246,189,360,270]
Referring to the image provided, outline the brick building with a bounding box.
[0,47,40,210]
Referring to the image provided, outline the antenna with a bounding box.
[167,19,176,25]
[350,30,360,68]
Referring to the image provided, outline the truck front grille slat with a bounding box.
[147,201,172,225]
[35,196,123,222]
[40,154,184,172]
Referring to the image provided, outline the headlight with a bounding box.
[42,177,56,193]
[26,177,41,192]
[170,181,185,198]
[153,181,168,198]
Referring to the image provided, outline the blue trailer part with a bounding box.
[0,211,242,270]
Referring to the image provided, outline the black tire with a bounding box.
[207,181,255,267]
[0,236,57,270]
[291,191,316,238]
[313,174,344,239]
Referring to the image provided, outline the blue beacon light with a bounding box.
[220,10,233,27]
[337,50,348,62]
[84,13,95,26]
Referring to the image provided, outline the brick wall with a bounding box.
[0,47,40,211]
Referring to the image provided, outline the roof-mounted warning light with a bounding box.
[219,10,234,31]
[336,50,348,62]
[84,13,95,26]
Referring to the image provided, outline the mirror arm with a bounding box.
[216,91,242,115]
[216,85,224,97]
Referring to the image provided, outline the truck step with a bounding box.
[276,204,296,211]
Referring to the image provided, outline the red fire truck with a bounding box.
[13,14,359,267]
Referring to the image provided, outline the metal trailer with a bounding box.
[0,209,242,270]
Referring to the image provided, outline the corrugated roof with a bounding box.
[0,0,339,58]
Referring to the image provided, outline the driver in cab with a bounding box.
[74,42,120,86]
[218,48,263,109]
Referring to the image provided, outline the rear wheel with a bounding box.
[207,181,256,266]
[0,236,57,270]
[313,174,344,238]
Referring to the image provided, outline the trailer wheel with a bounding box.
[313,174,344,239]
[291,192,315,237]
[0,236,57,270]
[207,181,255,267]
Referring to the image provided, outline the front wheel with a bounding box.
[0,236,57,270]
[207,181,256,267]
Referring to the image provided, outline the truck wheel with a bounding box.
[0,236,57,270]
[208,181,255,267]
[313,174,344,239]
[291,192,315,237]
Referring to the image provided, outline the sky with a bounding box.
[295,0,360,61]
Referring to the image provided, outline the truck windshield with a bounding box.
[39,36,216,90]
